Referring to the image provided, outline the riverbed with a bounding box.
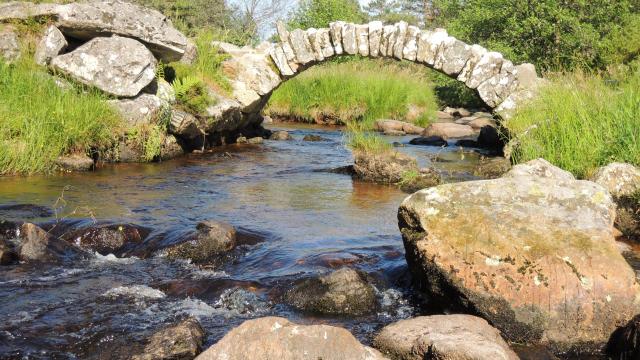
[0,124,621,359]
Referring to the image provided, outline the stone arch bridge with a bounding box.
[219,20,542,121]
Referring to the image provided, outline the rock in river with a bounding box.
[374,315,518,360]
[19,223,85,263]
[196,317,388,360]
[167,221,237,264]
[398,164,640,353]
[61,223,150,256]
[284,267,377,316]
[353,150,418,184]
[51,36,157,97]
[133,318,205,360]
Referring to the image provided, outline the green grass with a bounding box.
[166,29,231,96]
[505,69,640,178]
[0,58,122,175]
[344,122,392,154]
[265,58,438,129]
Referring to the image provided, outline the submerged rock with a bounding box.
[0,204,54,220]
[302,134,327,142]
[409,136,447,147]
[195,317,388,360]
[353,150,418,184]
[61,223,150,256]
[374,119,424,135]
[374,315,518,360]
[398,164,640,353]
[51,36,157,97]
[133,318,205,360]
[284,267,377,316]
[167,221,236,264]
[269,130,293,141]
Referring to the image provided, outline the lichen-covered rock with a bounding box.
[353,24,367,57]
[504,158,575,181]
[398,170,640,353]
[34,25,67,65]
[402,25,420,61]
[166,221,236,264]
[590,162,640,198]
[392,21,408,59]
[422,122,476,139]
[416,28,448,66]
[368,21,383,57]
[289,28,315,64]
[465,51,503,89]
[51,36,157,97]
[196,317,388,360]
[329,21,345,55]
[170,109,204,140]
[374,315,519,360]
[109,94,166,128]
[436,37,472,76]
[0,26,20,62]
[133,318,205,360]
[342,22,358,55]
[477,60,519,107]
[353,150,418,184]
[284,268,377,316]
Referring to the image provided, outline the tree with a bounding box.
[288,0,366,29]
[432,0,638,71]
[132,0,233,35]
[365,0,421,25]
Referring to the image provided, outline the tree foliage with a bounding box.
[288,0,366,29]
[433,0,639,71]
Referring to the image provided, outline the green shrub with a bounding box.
[172,75,212,114]
[288,0,366,29]
[433,0,638,71]
[505,69,640,178]
[0,59,122,174]
[265,58,437,128]
[126,123,166,162]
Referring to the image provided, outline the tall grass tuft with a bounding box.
[266,58,438,129]
[505,69,640,178]
[0,59,122,175]
[344,122,392,154]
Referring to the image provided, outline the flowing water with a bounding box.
[0,124,616,359]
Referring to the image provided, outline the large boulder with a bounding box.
[51,36,157,97]
[0,1,188,62]
[0,26,20,62]
[196,317,388,360]
[132,318,205,360]
[398,165,640,353]
[34,25,67,65]
[374,315,519,360]
[166,221,236,264]
[353,150,418,184]
[284,267,377,316]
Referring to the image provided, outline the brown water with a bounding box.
[0,124,603,359]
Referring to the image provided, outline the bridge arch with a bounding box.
[216,21,542,122]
